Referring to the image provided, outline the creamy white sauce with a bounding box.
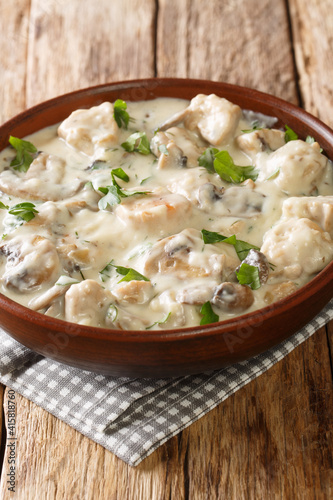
[0,95,332,330]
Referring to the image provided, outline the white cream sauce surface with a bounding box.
[0,95,332,330]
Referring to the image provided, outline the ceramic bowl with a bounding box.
[0,78,332,377]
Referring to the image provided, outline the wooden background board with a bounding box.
[0,0,332,498]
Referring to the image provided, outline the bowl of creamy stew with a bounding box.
[0,79,332,377]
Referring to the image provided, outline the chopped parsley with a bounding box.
[0,201,9,210]
[146,312,171,330]
[284,125,298,143]
[9,136,38,172]
[98,167,148,210]
[113,99,132,129]
[99,260,149,283]
[199,301,219,326]
[8,202,38,222]
[236,263,261,290]
[121,132,151,155]
[201,229,259,261]
[198,148,258,183]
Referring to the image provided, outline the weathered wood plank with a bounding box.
[288,0,333,126]
[25,0,156,106]
[0,0,30,122]
[156,0,298,102]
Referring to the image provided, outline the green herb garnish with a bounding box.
[98,167,147,210]
[198,148,258,183]
[121,132,151,155]
[199,301,219,326]
[201,229,259,261]
[241,121,262,133]
[284,125,298,143]
[99,260,149,283]
[9,136,38,172]
[113,99,131,129]
[8,202,38,222]
[0,201,9,210]
[236,263,261,290]
[146,312,171,330]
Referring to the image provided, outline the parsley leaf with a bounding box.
[214,151,258,183]
[241,121,262,133]
[199,148,258,183]
[201,229,259,261]
[113,99,131,129]
[98,168,147,210]
[0,201,9,210]
[199,301,219,326]
[8,202,38,222]
[121,132,151,155]
[117,267,150,283]
[98,185,121,209]
[146,312,171,330]
[9,136,38,172]
[198,147,219,173]
[236,263,261,290]
[284,125,298,143]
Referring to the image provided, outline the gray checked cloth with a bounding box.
[0,300,332,467]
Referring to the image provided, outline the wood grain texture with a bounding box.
[0,0,332,498]
[26,0,156,106]
[288,0,333,126]
[156,0,298,102]
[0,0,30,122]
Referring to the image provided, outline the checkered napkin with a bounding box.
[0,300,332,467]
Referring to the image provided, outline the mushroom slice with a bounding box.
[211,282,254,312]
[150,131,186,169]
[197,183,265,218]
[236,128,285,159]
[143,228,239,280]
[282,195,333,238]
[159,94,242,146]
[237,249,270,284]
[0,235,61,292]
[0,153,82,201]
[58,101,119,156]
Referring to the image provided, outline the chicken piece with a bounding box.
[0,153,82,201]
[282,195,333,238]
[237,249,270,284]
[167,168,213,204]
[149,290,186,328]
[236,128,285,159]
[263,281,298,305]
[115,190,192,234]
[58,102,119,156]
[64,279,113,326]
[196,183,266,218]
[176,284,215,305]
[165,127,205,167]
[159,94,242,146]
[0,235,61,292]
[111,280,155,305]
[260,217,333,279]
[150,131,186,169]
[266,140,328,195]
[211,282,254,312]
[143,228,239,280]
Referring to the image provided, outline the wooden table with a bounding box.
[0,1,332,498]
